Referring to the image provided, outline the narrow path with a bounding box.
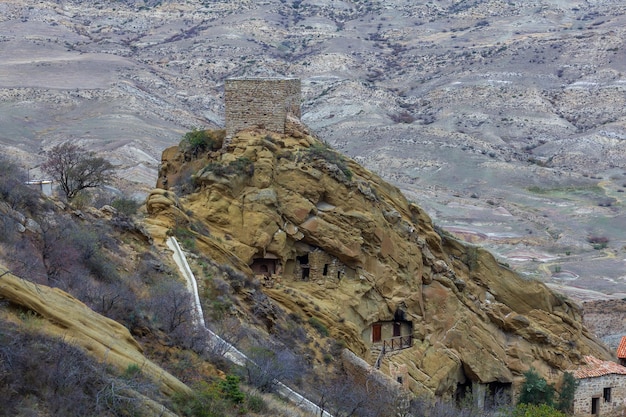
[166,237,333,417]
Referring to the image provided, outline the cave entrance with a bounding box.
[486,381,512,409]
[456,380,472,404]
[250,256,279,278]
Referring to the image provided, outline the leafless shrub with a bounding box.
[206,316,245,359]
[219,263,257,293]
[150,279,195,334]
[0,322,145,416]
[0,155,40,212]
[40,216,121,287]
[273,318,309,349]
[79,280,139,327]
[242,345,303,393]
[312,369,412,417]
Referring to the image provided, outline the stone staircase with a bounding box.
[370,336,414,369]
[370,344,384,368]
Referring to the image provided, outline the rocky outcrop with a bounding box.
[150,128,611,398]
[0,264,190,397]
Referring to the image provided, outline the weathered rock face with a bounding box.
[149,128,611,397]
[0,265,190,397]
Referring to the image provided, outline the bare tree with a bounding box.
[42,142,114,200]
[244,344,302,393]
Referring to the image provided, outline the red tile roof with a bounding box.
[617,336,626,359]
[575,356,626,379]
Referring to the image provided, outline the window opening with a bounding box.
[604,387,612,402]
[297,254,310,280]
[323,264,328,276]
[393,322,401,337]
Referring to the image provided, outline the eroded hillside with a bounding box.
[148,127,611,398]
[0,157,318,416]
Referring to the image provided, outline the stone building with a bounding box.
[573,356,626,416]
[250,253,280,277]
[283,247,355,283]
[224,77,301,137]
[366,320,413,348]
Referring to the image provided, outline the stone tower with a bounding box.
[224,77,301,137]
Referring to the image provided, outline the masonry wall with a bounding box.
[573,374,626,416]
[224,78,301,137]
[340,349,407,417]
[292,249,348,283]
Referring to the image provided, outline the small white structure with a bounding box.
[26,180,53,196]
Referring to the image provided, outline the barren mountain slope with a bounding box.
[1,0,626,300]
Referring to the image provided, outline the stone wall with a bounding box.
[340,349,408,417]
[389,362,410,390]
[294,249,344,283]
[224,78,301,137]
[573,374,626,416]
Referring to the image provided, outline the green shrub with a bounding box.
[246,393,266,413]
[174,227,196,251]
[173,381,229,417]
[111,197,140,216]
[203,157,254,178]
[172,376,249,417]
[304,142,352,180]
[218,375,245,404]
[122,363,141,379]
[510,403,565,417]
[182,129,224,157]
[518,368,555,407]
[308,316,330,337]
[588,235,609,250]
[556,372,578,413]
[465,246,479,271]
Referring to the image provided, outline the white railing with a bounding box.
[167,237,333,417]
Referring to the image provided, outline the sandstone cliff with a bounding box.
[147,127,611,398]
[0,264,190,399]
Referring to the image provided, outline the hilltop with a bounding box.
[146,126,610,400]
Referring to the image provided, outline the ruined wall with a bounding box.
[389,363,410,390]
[290,249,349,283]
[340,349,408,417]
[224,78,301,137]
[573,374,626,416]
